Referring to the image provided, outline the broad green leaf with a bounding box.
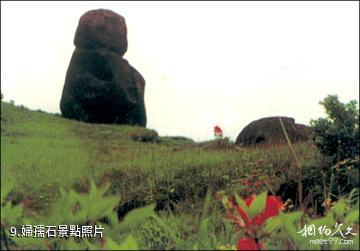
[263,215,282,233]
[248,191,267,218]
[264,212,302,235]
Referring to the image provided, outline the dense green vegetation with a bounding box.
[311,95,359,162]
[1,96,359,250]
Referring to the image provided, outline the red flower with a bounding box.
[237,194,283,226]
[214,125,223,137]
[237,237,263,250]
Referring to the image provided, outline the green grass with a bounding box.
[1,101,334,250]
[1,100,324,209]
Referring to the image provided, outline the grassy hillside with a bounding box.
[1,101,358,250]
[1,101,320,211]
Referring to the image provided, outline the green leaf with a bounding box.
[84,239,98,250]
[1,178,14,203]
[117,204,155,233]
[278,212,302,245]
[60,238,88,250]
[118,235,138,250]
[201,189,212,221]
[310,213,335,228]
[345,210,359,223]
[234,193,249,216]
[263,215,282,233]
[248,192,267,218]
[198,217,211,250]
[218,191,230,209]
[46,189,79,225]
[330,199,346,217]
[264,211,303,235]
[46,181,120,226]
[101,238,122,250]
[9,235,45,250]
[285,211,303,223]
[1,202,23,225]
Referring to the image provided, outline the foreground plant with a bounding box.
[1,179,155,250]
[310,94,359,162]
[219,190,359,250]
[219,191,283,250]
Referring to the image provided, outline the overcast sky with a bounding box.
[1,1,359,141]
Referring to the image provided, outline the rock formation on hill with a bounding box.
[60,9,146,126]
[235,116,313,146]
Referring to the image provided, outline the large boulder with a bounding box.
[60,9,146,126]
[235,116,312,146]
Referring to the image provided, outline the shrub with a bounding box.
[310,95,359,202]
[310,95,359,162]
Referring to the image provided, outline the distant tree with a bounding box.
[310,95,359,162]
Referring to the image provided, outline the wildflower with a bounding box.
[214,125,223,138]
[237,237,263,250]
[237,194,283,226]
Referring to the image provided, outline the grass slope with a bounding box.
[1,101,326,249]
[1,102,321,214]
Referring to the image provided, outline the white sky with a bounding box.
[1,1,359,142]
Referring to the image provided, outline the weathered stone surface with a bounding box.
[60,9,146,126]
[235,116,312,146]
[74,9,128,55]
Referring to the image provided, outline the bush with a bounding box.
[310,95,359,200]
[310,95,359,162]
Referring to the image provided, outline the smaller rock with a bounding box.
[235,116,313,146]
